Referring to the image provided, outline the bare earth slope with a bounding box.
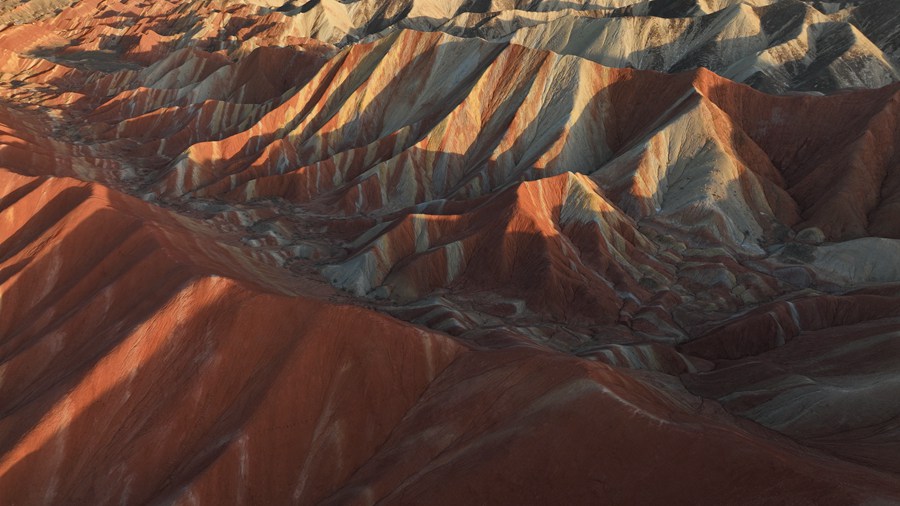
[234,0,900,93]
[2,0,900,504]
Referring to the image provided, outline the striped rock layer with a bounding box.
[2,0,900,504]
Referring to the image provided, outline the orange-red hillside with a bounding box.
[2,0,900,504]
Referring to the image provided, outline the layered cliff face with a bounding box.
[2,0,900,504]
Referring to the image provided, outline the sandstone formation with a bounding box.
[1,0,900,504]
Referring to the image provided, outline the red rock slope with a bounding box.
[2,1,900,504]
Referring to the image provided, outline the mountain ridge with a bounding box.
[2,0,900,503]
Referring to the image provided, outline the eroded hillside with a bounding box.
[2,0,900,504]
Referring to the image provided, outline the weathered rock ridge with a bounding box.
[2,0,900,504]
